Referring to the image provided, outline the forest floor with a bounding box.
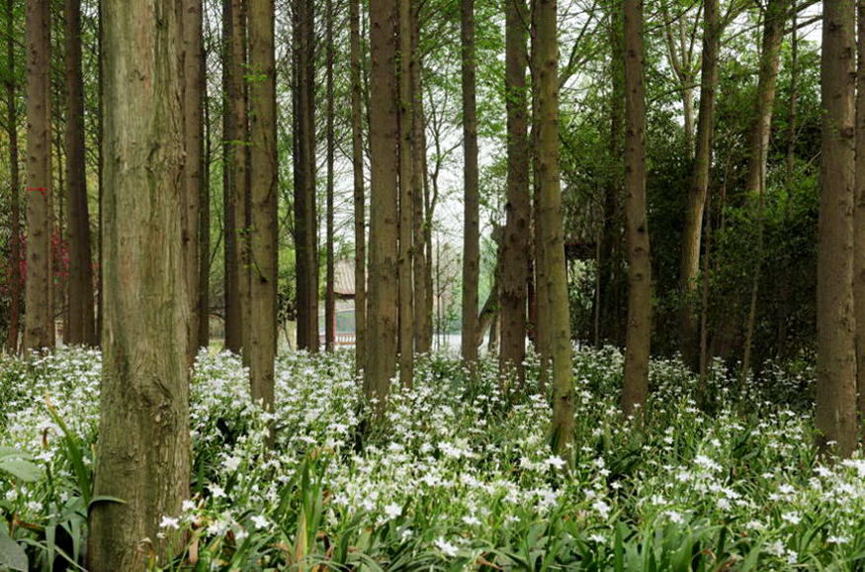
[1,346,863,570]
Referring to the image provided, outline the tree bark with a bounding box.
[816,0,858,457]
[854,0,865,421]
[5,0,21,354]
[223,0,249,355]
[621,0,652,418]
[24,0,53,351]
[535,0,574,455]
[411,4,431,355]
[64,0,95,347]
[325,0,336,352]
[293,0,319,351]
[460,0,479,365]
[499,0,530,383]
[679,0,719,367]
[398,0,414,385]
[88,0,191,565]
[741,0,789,376]
[182,0,204,363]
[350,0,366,372]
[364,0,399,414]
[248,0,277,410]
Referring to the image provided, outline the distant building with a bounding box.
[320,259,357,346]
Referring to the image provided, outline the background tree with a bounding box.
[350,0,366,372]
[4,0,21,354]
[24,0,53,351]
[621,0,651,417]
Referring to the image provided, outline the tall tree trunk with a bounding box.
[741,0,789,376]
[499,0,530,383]
[248,0,277,410]
[88,0,191,565]
[5,0,21,354]
[294,0,319,351]
[460,0,479,364]
[182,0,204,363]
[325,0,336,352]
[854,0,865,420]
[24,0,53,351]
[64,0,95,347]
[398,0,414,385]
[621,0,652,417]
[535,0,573,455]
[350,0,366,372]
[679,0,719,367]
[411,4,431,355]
[199,43,211,349]
[223,0,249,355]
[96,0,104,346]
[816,0,857,457]
[364,0,399,414]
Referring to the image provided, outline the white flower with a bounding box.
[384,503,402,519]
[781,512,801,525]
[182,499,196,512]
[462,515,481,526]
[222,455,241,472]
[209,484,226,498]
[664,510,684,523]
[588,533,606,543]
[435,537,459,557]
[159,516,180,530]
[251,515,269,530]
[828,535,850,544]
[546,456,566,470]
[592,499,611,519]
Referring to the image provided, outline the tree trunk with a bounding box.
[88,0,191,565]
[24,0,53,351]
[248,0,277,410]
[350,0,366,373]
[535,0,573,455]
[854,0,865,421]
[411,4,431,355]
[64,0,95,347]
[364,0,399,414]
[398,0,414,386]
[679,0,719,367]
[5,0,21,354]
[199,43,211,349]
[325,0,336,352]
[294,0,319,351]
[182,0,204,363]
[816,0,858,457]
[460,0,479,365]
[621,0,652,417]
[223,0,248,355]
[741,0,789,376]
[499,0,530,383]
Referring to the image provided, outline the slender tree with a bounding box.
[679,0,719,366]
[410,3,431,355]
[199,42,211,349]
[398,0,414,385]
[621,0,651,417]
[24,0,53,351]
[364,0,399,413]
[88,0,191,565]
[5,0,21,354]
[223,0,249,355]
[64,0,95,347]
[854,0,865,419]
[816,0,857,456]
[535,0,574,454]
[460,0,479,364]
[350,0,366,372]
[499,0,530,383]
[294,0,319,351]
[248,0,277,410]
[325,0,336,352]
[182,0,205,362]
[741,0,790,375]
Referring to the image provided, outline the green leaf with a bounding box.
[0,533,28,572]
[0,457,41,482]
